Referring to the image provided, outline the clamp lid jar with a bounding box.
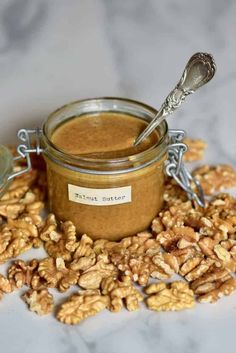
[0,97,204,241]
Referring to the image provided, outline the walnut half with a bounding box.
[0,274,13,298]
[22,289,54,315]
[145,281,195,311]
[38,257,78,292]
[57,289,109,325]
[101,275,143,312]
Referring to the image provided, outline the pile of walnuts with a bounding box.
[0,140,236,325]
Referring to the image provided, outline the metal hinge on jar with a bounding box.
[9,128,43,179]
[165,129,205,207]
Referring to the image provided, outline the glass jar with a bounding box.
[0,97,204,241]
[42,98,169,240]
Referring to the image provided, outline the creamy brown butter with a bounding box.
[51,112,158,157]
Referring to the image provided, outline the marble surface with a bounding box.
[0,1,236,352]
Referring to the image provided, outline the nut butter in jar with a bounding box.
[0,98,204,240]
[41,98,169,240]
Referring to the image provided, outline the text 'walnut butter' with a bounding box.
[41,98,169,240]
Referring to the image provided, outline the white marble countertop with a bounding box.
[0,1,236,352]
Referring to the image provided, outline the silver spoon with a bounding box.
[134,52,216,146]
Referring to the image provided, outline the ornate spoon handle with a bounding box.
[134,52,216,146]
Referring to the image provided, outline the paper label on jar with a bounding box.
[68,184,132,206]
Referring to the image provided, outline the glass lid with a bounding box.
[0,145,13,198]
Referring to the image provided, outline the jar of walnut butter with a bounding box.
[0,98,204,241]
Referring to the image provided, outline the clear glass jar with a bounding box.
[0,97,204,241]
[41,98,169,240]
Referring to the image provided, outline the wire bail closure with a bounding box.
[7,128,43,181]
[166,129,205,207]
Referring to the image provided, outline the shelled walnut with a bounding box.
[40,215,78,261]
[151,252,179,279]
[0,167,45,221]
[0,202,25,220]
[190,265,236,303]
[57,289,109,325]
[213,244,236,271]
[0,274,13,297]
[162,178,188,206]
[197,278,236,303]
[39,214,58,241]
[183,138,207,162]
[154,201,194,229]
[69,253,96,272]
[78,257,118,290]
[156,226,199,252]
[38,257,78,292]
[0,169,37,202]
[101,275,143,312]
[145,281,195,311]
[73,234,94,258]
[0,224,33,264]
[183,258,216,282]
[22,289,54,315]
[193,164,236,195]
[107,232,163,286]
[8,259,40,289]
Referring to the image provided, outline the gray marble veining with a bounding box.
[0,1,235,353]
[0,0,47,53]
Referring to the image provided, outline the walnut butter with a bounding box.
[41,98,169,240]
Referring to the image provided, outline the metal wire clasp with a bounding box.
[8,128,43,181]
[165,129,205,207]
